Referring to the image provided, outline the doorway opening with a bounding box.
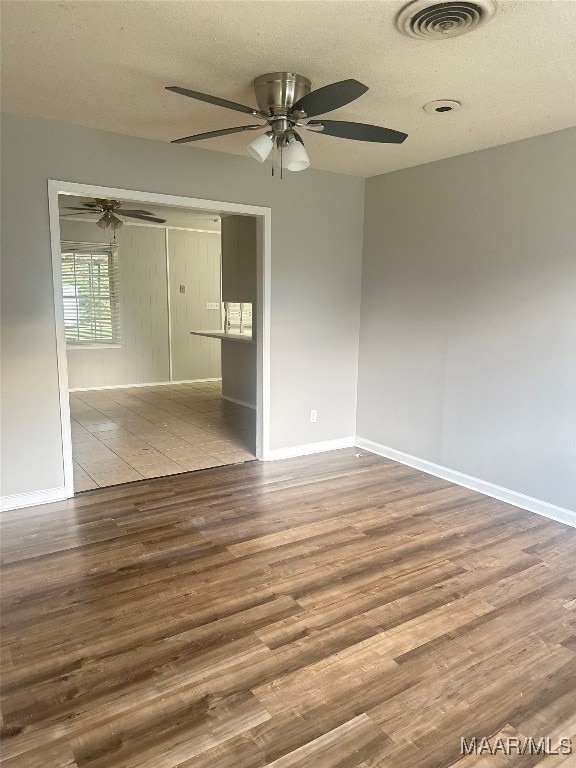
[49,181,271,496]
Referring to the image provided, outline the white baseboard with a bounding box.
[169,378,222,385]
[263,436,356,462]
[1,486,67,512]
[70,378,222,392]
[221,394,256,410]
[355,437,576,529]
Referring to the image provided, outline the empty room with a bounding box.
[1,1,575,767]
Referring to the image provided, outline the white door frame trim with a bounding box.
[48,180,272,498]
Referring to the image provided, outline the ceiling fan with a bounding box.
[166,72,407,173]
[62,199,167,230]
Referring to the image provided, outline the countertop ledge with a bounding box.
[190,330,256,344]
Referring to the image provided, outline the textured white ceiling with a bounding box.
[2,1,575,177]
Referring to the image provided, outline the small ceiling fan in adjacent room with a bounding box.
[62,199,167,230]
[166,72,408,173]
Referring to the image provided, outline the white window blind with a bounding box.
[61,242,121,345]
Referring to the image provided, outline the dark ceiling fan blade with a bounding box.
[172,125,263,144]
[63,207,101,212]
[121,212,166,223]
[166,86,264,117]
[292,79,368,118]
[307,119,408,144]
[118,209,157,216]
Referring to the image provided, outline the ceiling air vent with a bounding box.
[397,0,497,39]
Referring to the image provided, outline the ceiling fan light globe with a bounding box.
[110,215,123,230]
[248,133,273,163]
[96,217,110,229]
[283,139,310,172]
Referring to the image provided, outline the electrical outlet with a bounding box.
[179,285,186,294]
[310,409,317,423]
[206,302,220,310]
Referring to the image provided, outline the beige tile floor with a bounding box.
[70,381,256,491]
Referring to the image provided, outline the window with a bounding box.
[61,243,121,346]
[223,302,252,335]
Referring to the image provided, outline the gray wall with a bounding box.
[0,113,364,497]
[357,128,576,511]
[222,341,257,408]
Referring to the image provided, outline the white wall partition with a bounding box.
[167,228,222,382]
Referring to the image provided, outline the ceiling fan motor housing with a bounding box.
[253,73,311,116]
[95,199,122,212]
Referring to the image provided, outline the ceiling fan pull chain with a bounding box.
[271,140,277,177]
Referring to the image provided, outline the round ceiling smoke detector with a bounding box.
[424,99,461,113]
[397,0,497,39]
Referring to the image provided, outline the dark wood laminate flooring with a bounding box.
[1,449,575,767]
